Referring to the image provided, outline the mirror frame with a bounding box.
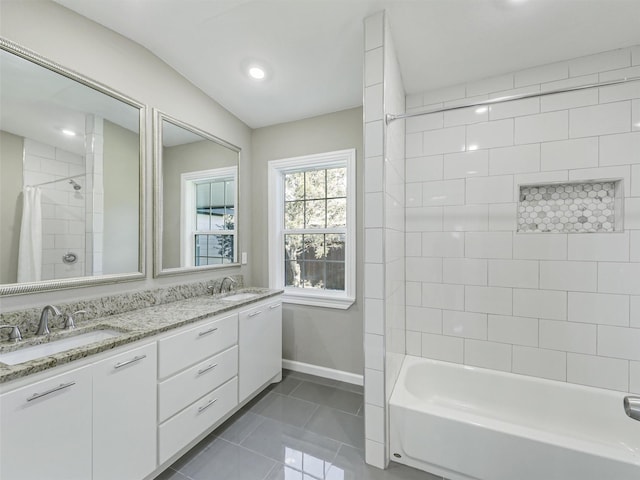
[0,38,146,296]
[153,109,241,277]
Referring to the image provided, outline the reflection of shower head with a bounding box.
[69,179,82,191]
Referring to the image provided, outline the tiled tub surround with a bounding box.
[404,44,640,395]
[0,277,285,383]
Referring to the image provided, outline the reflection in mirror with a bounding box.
[0,40,143,295]
[155,112,240,276]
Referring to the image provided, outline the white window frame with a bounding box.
[268,149,356,309]
[180,166,238,267]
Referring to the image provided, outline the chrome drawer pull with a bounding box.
[114,354,146,369]
[269,304,281,309]
[248,311,262,317]
[198,398,218,413]
[197,363,218,375]
[198,327,218,337]
[26,381,76,402]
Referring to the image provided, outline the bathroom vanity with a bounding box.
[0,288,282,480]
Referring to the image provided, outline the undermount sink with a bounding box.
[0,329,122,366]
[219,292,260,302]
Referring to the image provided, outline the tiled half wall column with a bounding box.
[404,43,640,395]
[363,11,406,469]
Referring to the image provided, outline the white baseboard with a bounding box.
[282,359,363,386]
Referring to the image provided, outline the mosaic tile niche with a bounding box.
[517,180,623,234]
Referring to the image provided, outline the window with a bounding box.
[181,167,237,266]
[268,149,355,309]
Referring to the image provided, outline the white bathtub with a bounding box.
[389,355,640,480]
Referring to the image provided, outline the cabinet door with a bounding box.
[239,298,282,401]
[0,365,92,480]
[93,342,157,480]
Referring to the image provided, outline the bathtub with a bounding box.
[389,355,640,480]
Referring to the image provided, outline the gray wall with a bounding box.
[162,139,238,268]
[251,107,364,375]
[0,130,23,284]
[0,0,253,311]
[103,120,139,275]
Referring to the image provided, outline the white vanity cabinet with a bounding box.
[0,292,283,480]
[0,364,93,480]
[239,298,282,402]
[93,342,157,480]
[157,312,239,464]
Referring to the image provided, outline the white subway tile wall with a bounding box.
[23,139,86,281]
[405,45,639,393]
[363,11,406,468]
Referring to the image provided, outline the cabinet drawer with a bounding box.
[158,345,238,423]
[158,312,238,379]
[158,377,238,465]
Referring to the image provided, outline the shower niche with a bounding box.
[517,179,624,234]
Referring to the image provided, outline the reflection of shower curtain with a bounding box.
[17,186,42,283]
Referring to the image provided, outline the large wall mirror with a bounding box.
[154,111,240,277]
[0,39,144,295]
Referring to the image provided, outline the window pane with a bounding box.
[223,213,234,230]
[285,201,305,229]
[210,211,225,230]
[305,200,325,228]
[196,183,210,208]
[326,234,345,261]
[195,234,234,264]
[326,198,346,227]
[300,261,325,289]
[196,213,210,230]
[305,169,326,200]
[225,180,235,207]
[326,167,346,198]
[210,181,225,208]
[196,183,211,230]
[326,262,345,291]
[284,234,303,287]
[217,234,234,261]
[285,172,304,201]
[302,234,325,260]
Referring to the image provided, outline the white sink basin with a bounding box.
[0,329,122,366]
[219,292,260,302]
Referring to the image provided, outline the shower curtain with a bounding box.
[17,186,42,283]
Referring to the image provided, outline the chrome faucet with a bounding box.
[219,276,237,293]
[624,396,640,422]
[36,305,62,335]
[0,325,22,343]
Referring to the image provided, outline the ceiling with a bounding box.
[53,0,640,129]
[0,49,139,156]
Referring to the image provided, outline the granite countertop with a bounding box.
[0,288,283,384]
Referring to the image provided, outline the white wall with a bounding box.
[362,11,406,469]
[0,0,252,311]
[405,44,640,394]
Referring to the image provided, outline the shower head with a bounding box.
[69,179,81,191]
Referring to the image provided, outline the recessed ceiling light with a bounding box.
[62,129,76,137]
[248,66,265,80]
